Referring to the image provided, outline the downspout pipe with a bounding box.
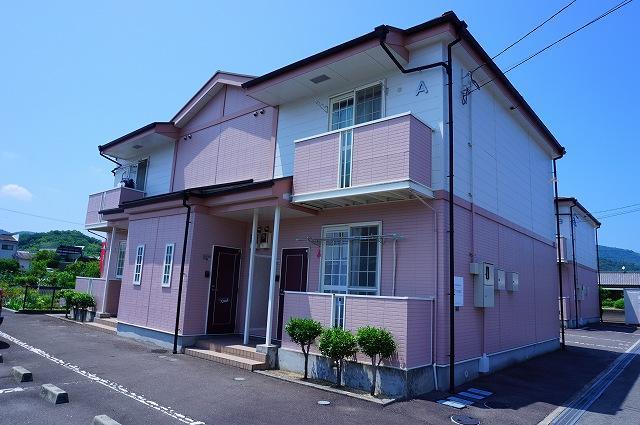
[378,23,464,393]
[173,192,192,354]
[553,159,566,349]
[569,203,579,328]
[596,226,602,322]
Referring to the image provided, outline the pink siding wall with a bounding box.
[433,197,560,364]
[172,87,276,191]
[292,114,431,195]
[281,292,433,369]
[117,213,188,333]
[562,263,599,325]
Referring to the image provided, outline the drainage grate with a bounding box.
[151,349,168,354]
[451,415,480,425]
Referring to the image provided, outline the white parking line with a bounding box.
[540,335,640,425]
[565,334,632,344]
[0,387,25,395]
[0,330,205,425]
[566,341,628,350]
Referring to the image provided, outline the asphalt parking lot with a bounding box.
[1,311,639,425]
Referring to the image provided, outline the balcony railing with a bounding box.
[281,291,434,369]
[292,112,432,207]
[85,187,144,228]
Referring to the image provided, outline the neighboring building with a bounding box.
[14,251,33,271]
[556,197,601,328]
[0,234,19,259]
[56,245,84,265]
[79,12,566,395]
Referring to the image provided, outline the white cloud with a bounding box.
[0,184,33,201]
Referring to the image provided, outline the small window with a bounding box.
[1,244,13,250]
[133,244,145,285]
[161,243,175,287]
[115,241,126,279]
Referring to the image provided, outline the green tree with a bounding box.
[318,327,358,388]
[64,260,100,278]
[285,318,323,380]
[356,327,397,396]
[0,258,20,274]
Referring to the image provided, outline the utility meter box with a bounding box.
[474,262,495,307]
[507,272,519,292]
[496,269,506,291]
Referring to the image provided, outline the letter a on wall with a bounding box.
[416,80,428,96]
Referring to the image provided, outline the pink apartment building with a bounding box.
[79,12,568,396]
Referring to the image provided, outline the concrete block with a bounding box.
[11,366,32,382]
[92,414,122,425]
[40,384,69,404]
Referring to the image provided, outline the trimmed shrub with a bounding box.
[318,327,358,387]
[285,318,323,380]
[356,326,396,396]
[73,292,96,310]
[614,298,624,310]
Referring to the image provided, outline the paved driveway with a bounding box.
[1,311,639,425]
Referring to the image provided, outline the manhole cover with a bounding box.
[318,400,331,405]
[451,415,480,425]
[484,400,510,409]
[151,349,168,354]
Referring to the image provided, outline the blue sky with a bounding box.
[0,1,638,251]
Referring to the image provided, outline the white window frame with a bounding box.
[328,80,386,131]
[115,240,127,279]
[320,221,382,295]
[133,244,145,285]
[161,243,175,288]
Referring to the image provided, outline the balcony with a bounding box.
[292,112,433,209]
[85,187,144,230]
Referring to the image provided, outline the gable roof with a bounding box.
[556,197,601,227]
[0,234,18,242]
[171,70,255,128]
[242,11,564,157]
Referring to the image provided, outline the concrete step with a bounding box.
[195,340,266,362]
[184,348,267,371]
[85,321,117,335]
[93,318,118,328]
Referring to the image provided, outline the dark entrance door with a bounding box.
[207,246,241,334]
[277,248,309,339]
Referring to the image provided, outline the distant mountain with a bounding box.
[17,230,102,257]
[599,245,640,272]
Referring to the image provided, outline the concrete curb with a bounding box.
[255,370,396,405]
[40,384,69,404]
[11,366,33,382]
[92,415,122,425]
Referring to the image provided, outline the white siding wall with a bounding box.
[112,143,175,196]
[559,204,598,269]
[451,52,556,241]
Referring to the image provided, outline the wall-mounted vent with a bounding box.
[310,74,330,84]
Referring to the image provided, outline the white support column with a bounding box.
[243,209,259,345]
[264,205,281,346]
[101,227,116,314]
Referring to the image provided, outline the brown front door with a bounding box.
[277,248,309,339]
[207,246,241,334]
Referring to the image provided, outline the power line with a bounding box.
[467,0,634,95]
[0,207,84,226]
[472,0,577,74]
[594,202,640,214]
[598,207,640,220]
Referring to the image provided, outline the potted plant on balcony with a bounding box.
[356,326,396,396]
[285,317,323,380]
[318,327,358,388]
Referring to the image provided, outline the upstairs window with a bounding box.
[118,159,148,192]
[329,82,383,130]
